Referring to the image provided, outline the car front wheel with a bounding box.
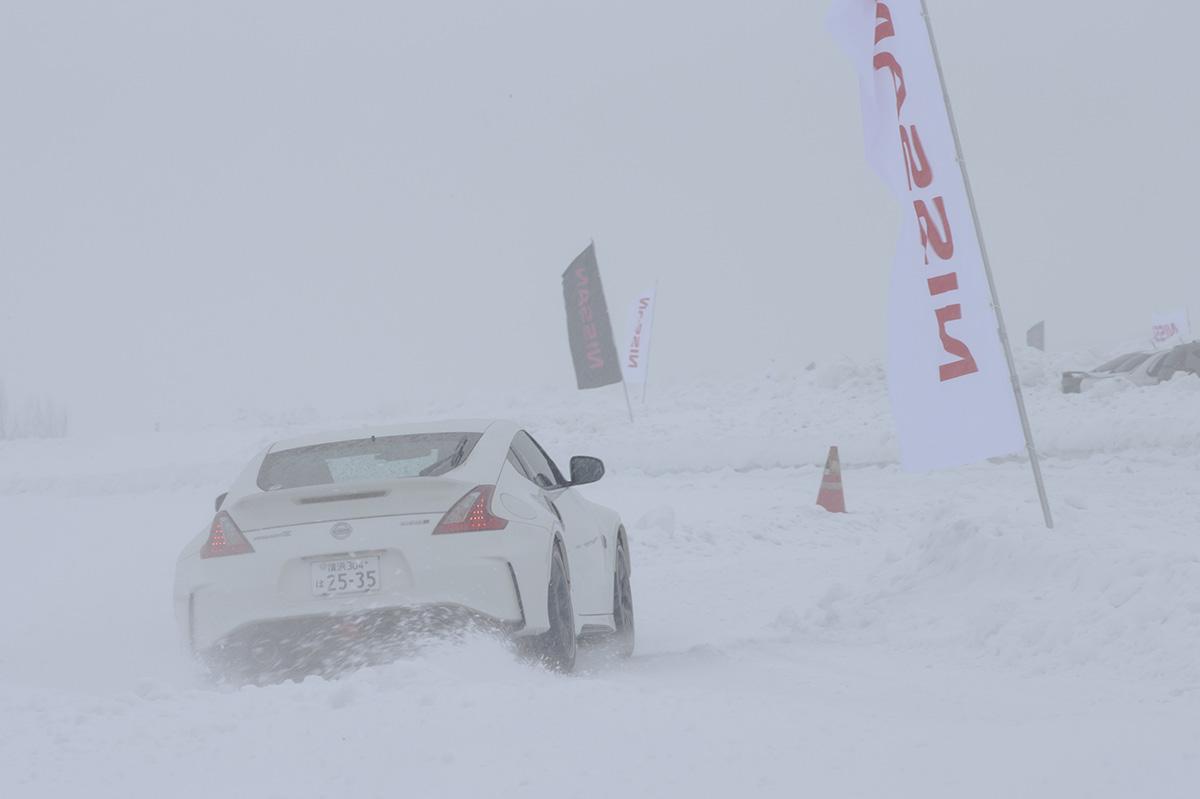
[610,538,635,657]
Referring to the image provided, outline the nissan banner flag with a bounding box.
[562,244,623,390]
[829,0,1024,471]
[621,288,657,385]
[1151,310,1192,349]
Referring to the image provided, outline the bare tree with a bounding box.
[0,384,68,440]
[9,395,68,440]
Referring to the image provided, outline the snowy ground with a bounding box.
[3,348,1199,798]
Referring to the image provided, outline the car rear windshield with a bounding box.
[257,433,483,491]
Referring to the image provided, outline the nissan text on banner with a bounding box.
[562,244,623,390]
[1151,310,1192,349]
[829,0,1025,472]
[622,288,657,385]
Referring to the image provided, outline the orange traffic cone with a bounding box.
[817,446,846,513]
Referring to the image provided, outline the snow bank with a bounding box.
[804,494,1200,683]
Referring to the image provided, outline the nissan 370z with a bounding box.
[173,420,634,680]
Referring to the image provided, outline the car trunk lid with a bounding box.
[227,478,475,531]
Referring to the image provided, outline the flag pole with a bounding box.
[641,279,660,407]
[920,0,1054,529]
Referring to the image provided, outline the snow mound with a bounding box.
[804,494,1200,682]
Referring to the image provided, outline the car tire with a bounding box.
[583,535,635,658]
[521,544,577,673]
[608,537,635,658]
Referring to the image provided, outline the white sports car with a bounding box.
[174,420,634,678]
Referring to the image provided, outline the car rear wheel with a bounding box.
[520,545,576,673]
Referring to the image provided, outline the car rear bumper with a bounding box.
[175,519,553,652]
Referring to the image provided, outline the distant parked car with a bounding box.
[1062,342,1200,393]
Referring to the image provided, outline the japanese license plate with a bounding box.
[311,556,381,597]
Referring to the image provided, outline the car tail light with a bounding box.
[201,512,255,558]
[433,485,508,534]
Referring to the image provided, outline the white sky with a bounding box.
[2,1,1197,431]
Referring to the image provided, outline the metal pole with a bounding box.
[920,0,1054,529]
[641,280,660,407]
[621,378,636,423]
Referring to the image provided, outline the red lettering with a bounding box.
[913,197,954,264]
[873,52,906,114]
[873,4,903,112]
[935,304,979,381]
[899,125,932,190]
[870,2,981,385]
[927,272,958,296]
[874,3,895,44]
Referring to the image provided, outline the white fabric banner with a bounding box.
[1151,310,1192,349]
[829,0,1024,471]
[621,288,657,385]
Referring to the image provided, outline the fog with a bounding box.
[2,0,1196,432]
[6,6,1200,795]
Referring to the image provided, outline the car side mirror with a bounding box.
[569,456,605,486]
[215,492,228,512]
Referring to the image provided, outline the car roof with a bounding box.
[267,419,513,453]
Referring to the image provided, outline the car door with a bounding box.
[511,431,610,617]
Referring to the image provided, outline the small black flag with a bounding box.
[1026,321,1046,352]
[562,244,623,390]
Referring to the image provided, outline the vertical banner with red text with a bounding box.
[621,288,657,387]
[562,244,624,390]
[829,0,1024,471]
[1151,310,1192,349]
